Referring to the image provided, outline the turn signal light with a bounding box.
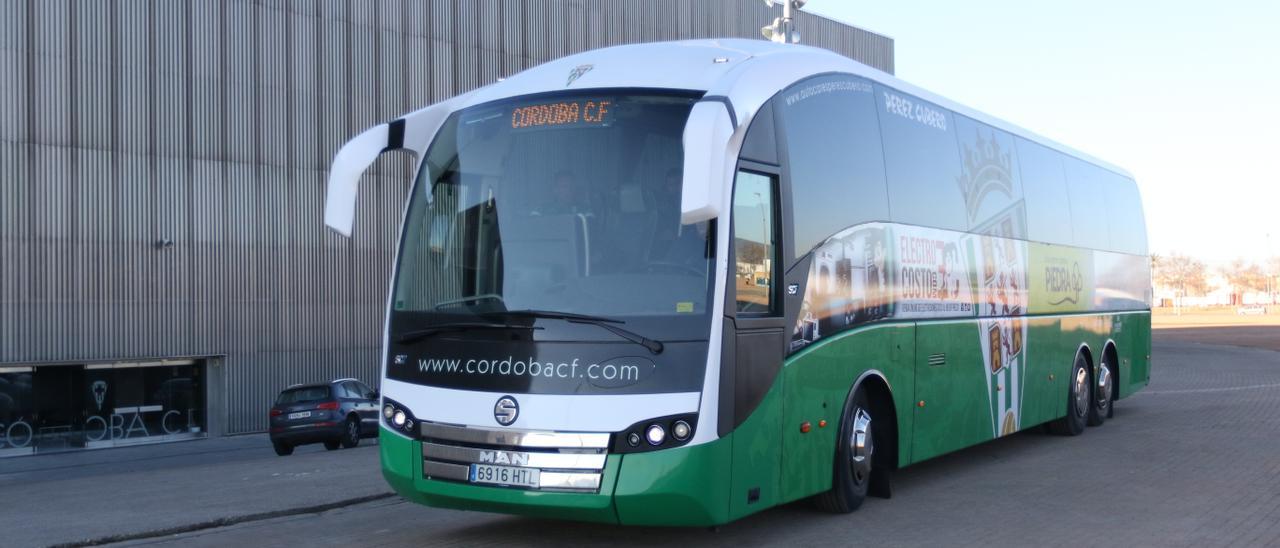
[800,421,812,434]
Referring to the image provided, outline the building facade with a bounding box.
[0,0,893,457]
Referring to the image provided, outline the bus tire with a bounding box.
[1088,350,1115,426]
[814,386,873,513]
[1050,353,1091,436]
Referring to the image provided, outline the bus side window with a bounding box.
[733,171,778,315]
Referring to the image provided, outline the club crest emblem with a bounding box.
[566,64,593,87]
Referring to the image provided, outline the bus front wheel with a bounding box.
[815,386,874,513]
[1050,354,1091,436]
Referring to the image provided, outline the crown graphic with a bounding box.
[957,130,1014,222]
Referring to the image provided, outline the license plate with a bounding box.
[469,464,540,488]
[287,411,311,420]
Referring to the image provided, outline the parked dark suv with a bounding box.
[269,379,380,456]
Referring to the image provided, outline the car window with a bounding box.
[339,382,359,399]
[276,386,330,404]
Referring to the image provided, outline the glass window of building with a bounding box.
[1,361,207,457]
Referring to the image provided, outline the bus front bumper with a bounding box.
[379,425,733,526]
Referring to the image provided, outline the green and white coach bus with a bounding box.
[324,39,1150,525]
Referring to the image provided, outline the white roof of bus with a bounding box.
[456,38,1132,179]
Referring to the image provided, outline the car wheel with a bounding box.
[341,416,360,448]
[273,441,294,456]
[324,440,341,451]
[1049,353,1090,436]
[815,386,873,513]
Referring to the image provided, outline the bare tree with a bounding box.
[1153,253,1211,299]
[1267,256,1280,302]
[1220,259,1268,303]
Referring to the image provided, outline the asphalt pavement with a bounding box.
[6,333,1280,547]
[0,432,388,548]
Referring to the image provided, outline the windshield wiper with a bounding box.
[433,293,506,311]
[484,309,664,355]
[396,322,541,345]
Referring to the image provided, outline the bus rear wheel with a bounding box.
[1050,354,1091,436]
[1088,352,1114,426]
[815,387,873,513]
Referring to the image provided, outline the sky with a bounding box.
[806,0,1280,264]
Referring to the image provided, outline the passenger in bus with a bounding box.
[534,171,591,215]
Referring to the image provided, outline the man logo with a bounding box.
[494,396,519,426]
[479,450,530,466]
[566,64,593,86]
[393,354,407,365]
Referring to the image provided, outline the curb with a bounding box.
[49,492,398,548]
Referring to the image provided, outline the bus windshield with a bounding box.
[392,92,713,338]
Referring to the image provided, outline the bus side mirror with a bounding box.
[325,124,391,237]
[680,101,738,225]
[324,100,457,237]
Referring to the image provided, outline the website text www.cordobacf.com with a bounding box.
[418,356,641,381]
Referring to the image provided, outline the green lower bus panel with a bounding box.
[613,437,734,526]
[381,425,736,525]
[379,311,1152,526]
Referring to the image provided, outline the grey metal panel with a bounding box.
[0,0,891,434]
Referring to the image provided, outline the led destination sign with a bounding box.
[510,98,613,130]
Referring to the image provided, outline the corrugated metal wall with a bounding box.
[0,0,893,434]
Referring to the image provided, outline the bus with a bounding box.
[324,39,1150,526]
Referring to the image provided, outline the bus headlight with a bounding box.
[393,410,407,427]
[672,420,691,441]
[383,404,395,419]
[645,424,665,446]
[614,414,697,453]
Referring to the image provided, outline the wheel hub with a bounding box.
[849,408,873,483]
[1074,366,1090,418]
[1097,363,1113,406]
